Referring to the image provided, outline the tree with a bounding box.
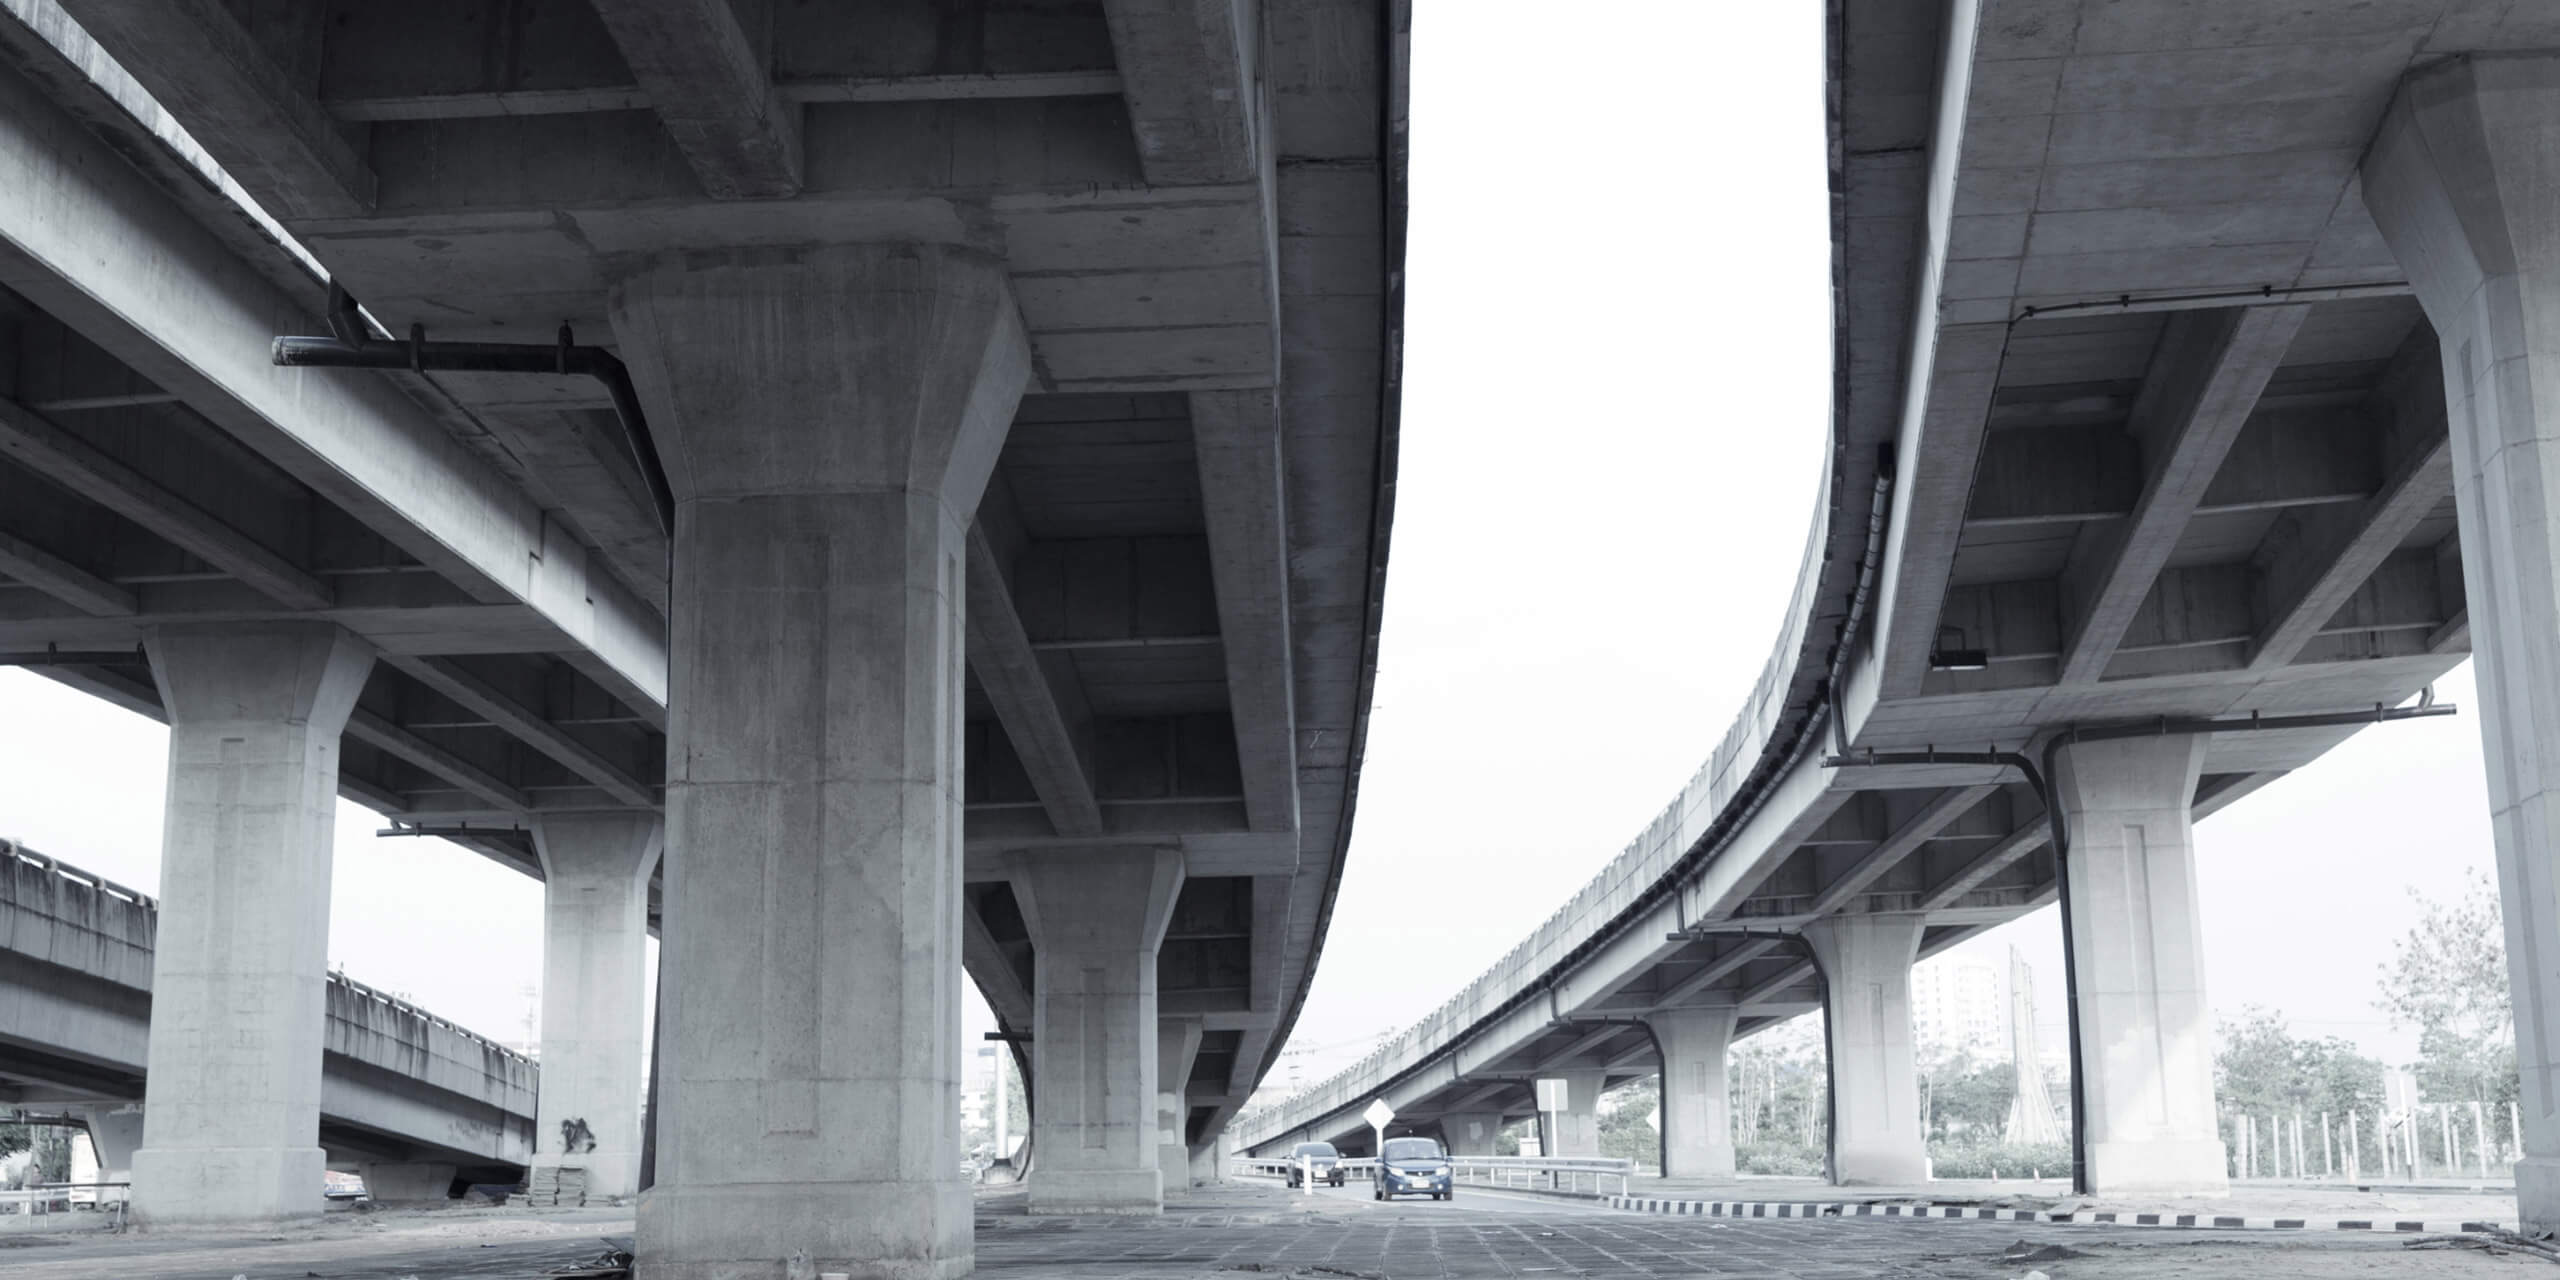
[1599,1077,1659,1169]
[2378,870,2518,1113]
[1922,1053,2016,1145]
[2215,1005,2384,1121]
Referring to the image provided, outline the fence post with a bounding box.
[2322,1112,2332,1178]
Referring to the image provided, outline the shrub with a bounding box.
[1926,1141,2069,1180]
[1735,1140,1825,1177]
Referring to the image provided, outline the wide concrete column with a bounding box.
[1802,913,1925,1185]
[1008,848,1185,1214]
[1155,1018,1203,1189]
[611,243,1029,1279]
[2365,55,2560,1231]
[82,1109,143,1182]
[130,623,373,1225]
[1439,1111,1503,1157]
[1538,1069,1606,1157]
[531,814,662,1202]
[2051,734,2228,1195]
[1188,1134,1227,1185]
[1647,1006,1738,1177]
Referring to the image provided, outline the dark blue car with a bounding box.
[1374,1135,1451,1201]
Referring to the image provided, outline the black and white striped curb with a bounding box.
[1607,1194,2503,1234]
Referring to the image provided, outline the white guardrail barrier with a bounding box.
[1231,1154,1637,1199]
[0,1183,128,1230]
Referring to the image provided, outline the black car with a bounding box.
[1374,1135,1451,1201]
[1284,1141,1344,1187]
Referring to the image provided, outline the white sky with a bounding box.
[0,1,2498,1111]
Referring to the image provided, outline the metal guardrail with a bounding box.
[1232,1154,1636,1199]
[0,1182,129,1231]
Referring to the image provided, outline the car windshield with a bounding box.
[1381,1138,1442,1161]
[1294,1143,1337,1158]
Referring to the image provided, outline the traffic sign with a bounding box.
[1363,1098,1395,1129]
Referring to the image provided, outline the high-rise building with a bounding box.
[1910,952,2004,1063]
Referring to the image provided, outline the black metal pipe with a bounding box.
[272,291,675,536]
[0,645,147,667]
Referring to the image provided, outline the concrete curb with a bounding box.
[1606,1195,2504,1234]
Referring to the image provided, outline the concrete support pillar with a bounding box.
[2052,734,2228,1194]
[611,244,1028,1279]
[358,1162,456,1203]
[2365,57,2560,1229]
[531,814,662,1202]
[130,623,373,1225]
[1538,1069,1605,1157]
[1647,1006,1738,1178]
[1803,913,1925,1185]
[82,1109,143,1182]
[1009,849,1185,1214]
[1188,1134,1227,1185]
[1155,1018,1203,1190]
[1440,1111,1503,1157]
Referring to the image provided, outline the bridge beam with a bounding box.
[2365,56,2560,1233]
[1011,848,1185,1214]
[612,244,1026,1279]
[1802,913,1924,1186]
[2052,734,2228,1195]
[530,814,662,1203]
[1536,1069,1604,1158]
[131,622,373,1225]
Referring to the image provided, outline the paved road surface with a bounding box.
[0,1183,2524,1277]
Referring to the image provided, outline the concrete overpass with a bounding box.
[0,0,1402,1270]
[1,840,535,1198]
[1237,0,2560,1232]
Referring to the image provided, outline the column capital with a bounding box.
[607,242,1030,509]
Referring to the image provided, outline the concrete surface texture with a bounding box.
[619,244,1024,1279]
[0,1183,2531,1280]
[1012,847,1186,1215]
[2363,50,2560,1237]
[1647,1005,1739,1178]
[0,841,539,1179]
[1232,0,2560,1206]
[1158,1016,1205,1189]
[1802,915,1927,1186]
[0,2,1400,1254]
[129,622,372,1226]
[529,813,662,1202]
[2054,735,2229,1196]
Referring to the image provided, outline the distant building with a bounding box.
[1910,952,2004,1063]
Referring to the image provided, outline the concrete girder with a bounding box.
[2248,331,2456,670]
[54,0,373,219]
[587,0,802,200]
[0,50,672,710]
[965,523,1103,838]
[1643,937,1781,1012]
[1531,1023,1634,1074]
[0,396,333,609]
[1801,785,1996,917]
[0,524,134,615]
[1915,822,2049,913]
[2057,305,2310,685]
[342,707,533,815]
[1101,0,1259,187]
[1191,390,1298,835]
[384,656,654,809]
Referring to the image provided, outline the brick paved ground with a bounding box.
[0,1181,2528,1277]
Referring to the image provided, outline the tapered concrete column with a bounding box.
[1008,848,1185,1214]
[1188,1135,1227,1185]
[531,814,662,1202]
[1156,1018,1203,1189]
[1647,1006,1738,1177]
[1439,1111,1502,1157]
[82,1109,143,1182]
[1803,913,1925,1185]
[612,244,1029,1279]
[2366,54,2560,1231]
[2051,734,2228,1195]
[130,623,372,1225]
[1537,1070,1605,1157]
